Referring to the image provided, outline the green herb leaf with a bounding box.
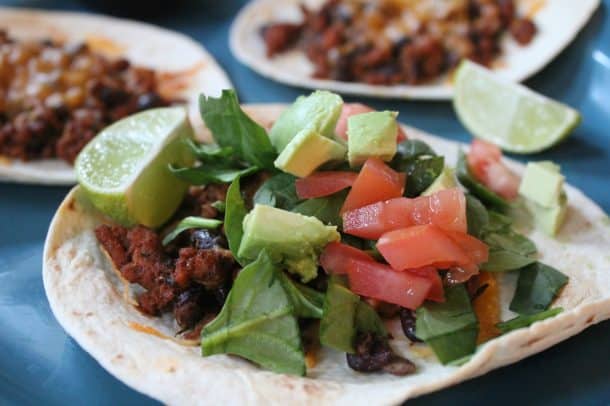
[465,194,489,239]
[162,216,222,246]
[187,139,235,161]
[292,190,347,228]
[253,173,301,210]
[277,271,324,319]
[456,151,509,210]
[485,230,537,256]
[201,250,305,375]
[199,90,277,169]
[224,178,247,263]
[211,200,226,213]
[509,262,569,315]
[169,164,258,185]
[496,308,563,334]
[355,301,387,337]
[404,156,445,198]
[319,278,360,353]
[416,285,479,364]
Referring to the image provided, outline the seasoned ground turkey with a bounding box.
[0,30,173,163]
[261,0,537,85]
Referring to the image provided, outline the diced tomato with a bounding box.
[343,188,467,239]
[335,103,407,142]
[320,242,374,275]
[446,264,480,284]
[467,140,519,200]
[295,171,358,199]
[346,259,432,310]
[444,230,489,265]
[409,267,445,302]
[377,225,471,270]
[340,158,406,214]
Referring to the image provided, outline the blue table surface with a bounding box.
[0,0,609,404]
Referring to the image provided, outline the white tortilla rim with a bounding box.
[43,104,610,405]
[230,0,600,100]
[0,7,233,185]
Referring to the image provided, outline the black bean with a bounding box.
[399,308,422,342]
[346,332,416,376]
[190,229,226,250]
[136,92,163,110]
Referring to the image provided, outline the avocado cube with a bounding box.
[237,205,340,282]
[269,90,343,153]
[274,127,347,177]
[526,191,568,236]
[422,166,458,196]
[518,161,565,208]
[347,111,398,167]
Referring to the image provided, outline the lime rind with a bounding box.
[453,61,581,154]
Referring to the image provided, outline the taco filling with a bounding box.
[260,0,537,85]
[0,29,177,164]
[79,89,570,377]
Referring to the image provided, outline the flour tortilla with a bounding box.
[0,7,232,185]
[230,0,600,100]
[43,104,610,405]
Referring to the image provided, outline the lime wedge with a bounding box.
[453,60,580,154]
[75,107,195,227]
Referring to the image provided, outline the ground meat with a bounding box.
[510,18,537,45]
[94,189,239,331]
[174,247,235,289]
[261,0,536,85]
[346,332,416,376]
[0,30,174,163]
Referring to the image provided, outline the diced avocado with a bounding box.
[269,90,343,153]
[274,127,347,177]
[422,166,458,196]
[526,191,568,236]
[519,161,565,208]
[237,205,340,282]
[319,277,360,353]
[347,111,398,167]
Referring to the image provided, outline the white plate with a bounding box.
[230,0,600,100]
[0,7,233,185]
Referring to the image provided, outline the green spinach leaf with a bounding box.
[355,301,387,337]
[292,190,347,228]
[253,173,300,210]
[170,164,258,185]
[466,194,489,239]
[200,90,277,169]
[201,250,305,375]
[391,139,437,171]
[277,271,324,319]
[482,249,536,272]
[509,262,569,315]
[319,278,360,353]
[416,285,479,364]
[162,216,222,246]
[496,308,563,334]
[456,151,509,210]
[404,156,445,197]
[224,178,247,263]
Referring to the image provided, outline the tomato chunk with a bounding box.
[445,231,489,265]
[295,171,358,199]
[343,188,467,239]
[409,267,445,302]
[320,242,374,275]
[347,259,432,310]
[340,158,406,214]
[467,140,519,200]
[377,225,470,270]
[335,103,407,142]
